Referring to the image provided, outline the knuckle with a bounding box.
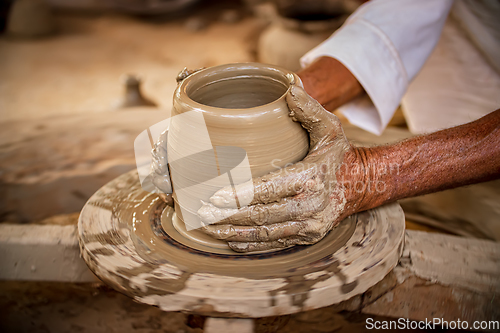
[291,180,304,194]
[288,193,327,219]
[284,199,300,219]
[257,226,271,241]
[249,205,270,225]
[256,181,278,203]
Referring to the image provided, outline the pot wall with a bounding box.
[168,63,309,228]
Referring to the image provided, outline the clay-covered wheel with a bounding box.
[78,171,405,318]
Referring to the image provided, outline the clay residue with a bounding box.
[117,263,192,297]
[269,259,359,308]
[398,230,500,294]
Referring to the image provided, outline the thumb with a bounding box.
[286,85,343,148]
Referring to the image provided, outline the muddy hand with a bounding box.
[198,85,355,253]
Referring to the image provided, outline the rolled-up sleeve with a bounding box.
[300,0,453,135]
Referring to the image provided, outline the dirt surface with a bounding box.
[0,281,417,333]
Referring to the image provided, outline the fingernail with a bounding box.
[210,182,254,208]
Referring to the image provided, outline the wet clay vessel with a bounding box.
[166,63,309,249]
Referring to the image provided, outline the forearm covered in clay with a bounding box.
[344,109,500,213]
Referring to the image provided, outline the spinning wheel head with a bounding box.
[78,171,405,318]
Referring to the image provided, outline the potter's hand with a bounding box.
[198,86,356,252]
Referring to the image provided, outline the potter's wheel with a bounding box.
[78,171,405,318]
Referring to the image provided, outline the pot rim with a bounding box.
[174,62,301,117]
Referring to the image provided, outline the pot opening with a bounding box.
[188,74,289,109]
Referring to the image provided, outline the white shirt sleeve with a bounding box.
[300,0,453,135]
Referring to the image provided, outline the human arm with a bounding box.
[345,106,500,212]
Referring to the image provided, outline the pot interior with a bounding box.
[187,71,289,109]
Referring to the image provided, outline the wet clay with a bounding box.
[159,63,309,250]
[78,170,405,317]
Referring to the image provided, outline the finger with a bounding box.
[209,165,320,208]
[287,85,343,147]
[201,220,308,242]
[228,237,304,253]
[199,193,326,226]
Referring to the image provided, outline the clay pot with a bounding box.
[168,63,309,231]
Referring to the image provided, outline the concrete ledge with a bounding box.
[0,224,97,282]
[1,224,499,325]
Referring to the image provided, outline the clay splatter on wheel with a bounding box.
[78,171,405,318]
